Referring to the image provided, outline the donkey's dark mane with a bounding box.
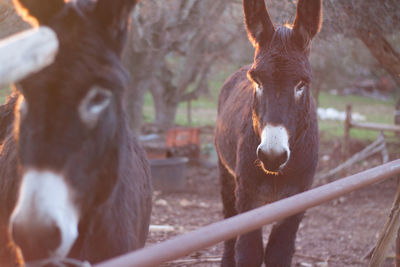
[269,26,293,53]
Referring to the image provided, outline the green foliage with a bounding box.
[0,86,11,104]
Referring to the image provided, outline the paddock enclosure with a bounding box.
[1,9,400,267]
[88,159,399,267]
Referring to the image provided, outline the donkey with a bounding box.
[215,0,322,266]
[0,0,152,265]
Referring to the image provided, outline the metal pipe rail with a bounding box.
[96,159,400,267]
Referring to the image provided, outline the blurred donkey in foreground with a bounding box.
[0,0,152,265]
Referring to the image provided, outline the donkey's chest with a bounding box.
[254,176,293,205]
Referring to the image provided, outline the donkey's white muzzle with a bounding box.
[257,125,290,172]
[10,170,79,261]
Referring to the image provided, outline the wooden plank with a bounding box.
[350,121,400,133]
[319,133,386,181]
[0,26,59,88]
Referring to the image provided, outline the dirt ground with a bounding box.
[145,136,400,267]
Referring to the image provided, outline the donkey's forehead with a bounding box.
[251,53,311,82]
[20,33,127,97]
[20,49,126,97]
[32,0,129,90]
[251,35,312,81]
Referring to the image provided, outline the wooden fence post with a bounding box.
[343,104,352,156]
[369,179,400,267]
[396,223,400,266]
[379,131,389,164]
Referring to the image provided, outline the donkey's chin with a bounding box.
[255,160,280,176]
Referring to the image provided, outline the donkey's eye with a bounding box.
[79,87,112,129]
[89,90,111,107]
[294,81,307,99]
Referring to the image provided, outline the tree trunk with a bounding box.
[122,27,150,137]
[122,15,170,136]
[122,0,235,131]
[356,28,400,86]
[153,101,178,130]
[150,78,179,130]
[125,81,147,137]
[356,27,400,126]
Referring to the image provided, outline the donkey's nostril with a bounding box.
[257,148,289,172]
[11,220,62,261]
[278,150,288,165]
[256,147,268,163]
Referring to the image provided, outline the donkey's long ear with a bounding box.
[94,0,138,54]
[292,0,322,49]
[243,0,275,48]
[13,0,64,25]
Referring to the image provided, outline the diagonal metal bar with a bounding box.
[96,160,400,267]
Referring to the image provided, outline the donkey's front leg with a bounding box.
[219,161,238,267]
[235,229,263,267]
[234,187,264,267]
[264,212,305,267]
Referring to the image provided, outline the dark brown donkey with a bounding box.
[0,0,152,265]
[215,0,322,266]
